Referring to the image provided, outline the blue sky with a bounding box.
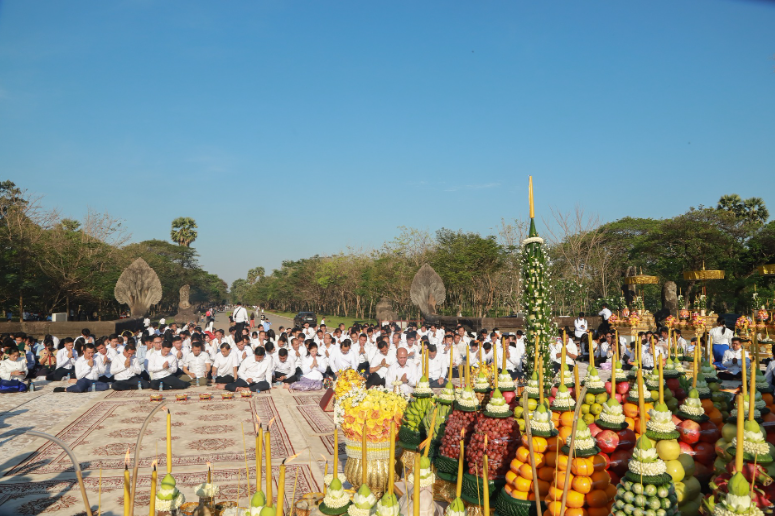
[1,0,774,286]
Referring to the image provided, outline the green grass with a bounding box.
[264,310,377,328]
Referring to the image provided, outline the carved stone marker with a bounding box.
[375,298,397,322]
[662,281,678,315]
[114,258,163,317]
[623,266,637,305]
[175,284,196,322]
[410,263,446,316]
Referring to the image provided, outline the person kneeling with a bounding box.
[179,342,211,386]
[273,348,297,386]
[225,347,272,393]
[111,343,151,390]
[0,348,29,392]
[212,343,239,389]
[54,344,110,393]
[148,341,189,390]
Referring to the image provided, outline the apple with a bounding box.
[679,441,695,456]
[588,422,602,437]
[666,459,686,482]
[605,381,612,394]
[609,449,632,476]
[683,476,702,500]
[527,398,538,410]
[656,439,681,461]
[617,382,630,395]
[678,453,696,477]
[678,420,701,445]
[614,393,623,403]
[596,430,620,453]
[693,442,715,467]
[721,423,738,442]
[581,404,590,415]
[582,413,595,425]
[664,388,674,401]
[699,421,721,443]
[672,414,683,426]
[674,481,687,503]
[714,438,732,460]
[650,389,659,400]
[666,378,681,391]
[551,386,558,397]
[616,428,636,450]
[667,398,679,410]
[590,403,603,416]
[674,388,687,400]
[595,393,608,404]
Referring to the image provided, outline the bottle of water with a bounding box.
[91,382,96,392]
[65,373,70,381]
[196,376,200,387]
[30,381,36,392]
[159,381,163,392]
[137,380,143,391]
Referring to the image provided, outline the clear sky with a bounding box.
[1,0,774,286]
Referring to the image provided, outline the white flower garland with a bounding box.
[407,471,436,488]
[195,483,219,498]
[445,507,467,516]
[731,436,770,457]
[155,489,185,511]
[680,400,706,417]
[348,505,373,516]
[375,500,400,516]
[486,400,510,414]
[628,458,666,476]
[584,376,604,389]
[530,420,552,432]
[647,409,676,433]
[552,392,575,408]
[323,488,352,509]
[522,237,545,246]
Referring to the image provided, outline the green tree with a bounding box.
[170,217,198,247]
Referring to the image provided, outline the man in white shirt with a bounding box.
[385,348,417,395]
[212,343,239,389]
[709,318,733,364]
[148,342,189,390]
[54,344,110,392]
[180,342,212,385]
[232,337,252,366]
[226,347,273,393]
[598,303,612,333]
[426,344,448,387]
[273,348,298,385]
[366,340,395,387]
[232,302,249,336]
[110,343,149,390]
[48,338,78,381]
[719,337,749,379]
[95,341,113,383]
[550,332,578,373]
[574,313,588,355]
[330,340,359,375]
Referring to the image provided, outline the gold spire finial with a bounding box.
[528,176,534,219]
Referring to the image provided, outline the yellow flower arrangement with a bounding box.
[334,369,366,399]
[339,388,407,443]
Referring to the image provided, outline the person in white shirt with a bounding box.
[468,341,481,368]
[709,318,734,364]
[143,335,164,378]
[95,341,113,383]
[226,347,273,393]
[385,348,417,395]
[719,338,749,379]
[354,333,371,371]
[574,313,589,355]
[330,340,359,375]
[481,342,494,365]
[180,342,212,385]
[110,343,149,390]
[426,344,448,387]
[46,338,78,381]
[0,348,29,392]
[54,344,110,392]
[550,332,578,373]
[212,343,239,389]
[273,348,298,385]
[366,340,395,387]
[232,302,250,336]
[598,303,613,333]
[232,337,252,366]
[147,342,188,390]
[289,342,327,390]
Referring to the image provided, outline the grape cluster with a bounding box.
[465,415,519,478]
[438,410,478,459]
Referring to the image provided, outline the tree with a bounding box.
[247,267,265,285]
[170,217,198,247]
[718,194,769,226]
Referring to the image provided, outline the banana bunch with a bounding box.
[402,397,433,431]
[422,401,451,436]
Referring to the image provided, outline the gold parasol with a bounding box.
[683,262,724,281]
[757,264,775,276]
[623,275,659,285]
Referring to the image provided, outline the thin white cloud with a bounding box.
[443,182,500,192]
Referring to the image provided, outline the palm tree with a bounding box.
[717,194,744,217]
[743,197,769,225]
[170,217,198,247]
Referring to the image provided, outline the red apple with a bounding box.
[699,421,721,444]
[596,430,620,454]
[672,415,683,426]
[609,449,632,476]
[693,442,716,466]
[551,386,558,397]
[588,423,602,437]
[605,381,612,394]
[678,420,701,445]
[666,378,681,391]
[693,460,713,483]
[608,470,620,486]
[616,382,630,395]
[674,388,687,400]
[614,393,623,403]
[679,441,695,456]
[616,428,637,450]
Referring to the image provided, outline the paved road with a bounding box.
[212,308,294,333]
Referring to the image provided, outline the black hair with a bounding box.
[341,339,351,348]
[427,344,437,353]
[255,347,266,356]
[220,342,231,350]
[162,341,173,349]
[483,342,492,351]
[265,342,275,353]
[278,348,288,357]
[308,342,318,351]
[125,342,137,352]
[192,341,202,348]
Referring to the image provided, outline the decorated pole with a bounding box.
[388,422,396,496]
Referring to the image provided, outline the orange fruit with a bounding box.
[559,426,573,444]
[565,509,588,516]
[538,466,556,482]
[567,490,586,508]
[701,398,715,412]
[605,483,617,500]
[571,457,595,476]
[572,475,592,494]
[591,455,607,472]
[519,463,534,480]
[545,451,557,468]
[591,470,610,490]
[505,470,518,486]
[561,412,576,427]
[586,490,609,508]
[547,501,563,516]
[623,403,639,418]
[547,436,559,451]
[708,408,723,426]
[515,476,532,492]
[588,507,608,516]
[510,458,524,473]
[556,472,575,490]
[510,488,529,500]
[625,417,636,430]
[762,393,773,405]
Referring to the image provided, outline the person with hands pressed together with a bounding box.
[54,343,110,393]
[273,348,297,386]
[47,337,78,381]
[385,347,416,395]
[147,341,188,390]
[180,342,212,384]
[111,343,150,390]
[366,339,394,387]
[225,346,273,393]
[718,337,750,380]
[212,342,239,389]
[0,348,29,392]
